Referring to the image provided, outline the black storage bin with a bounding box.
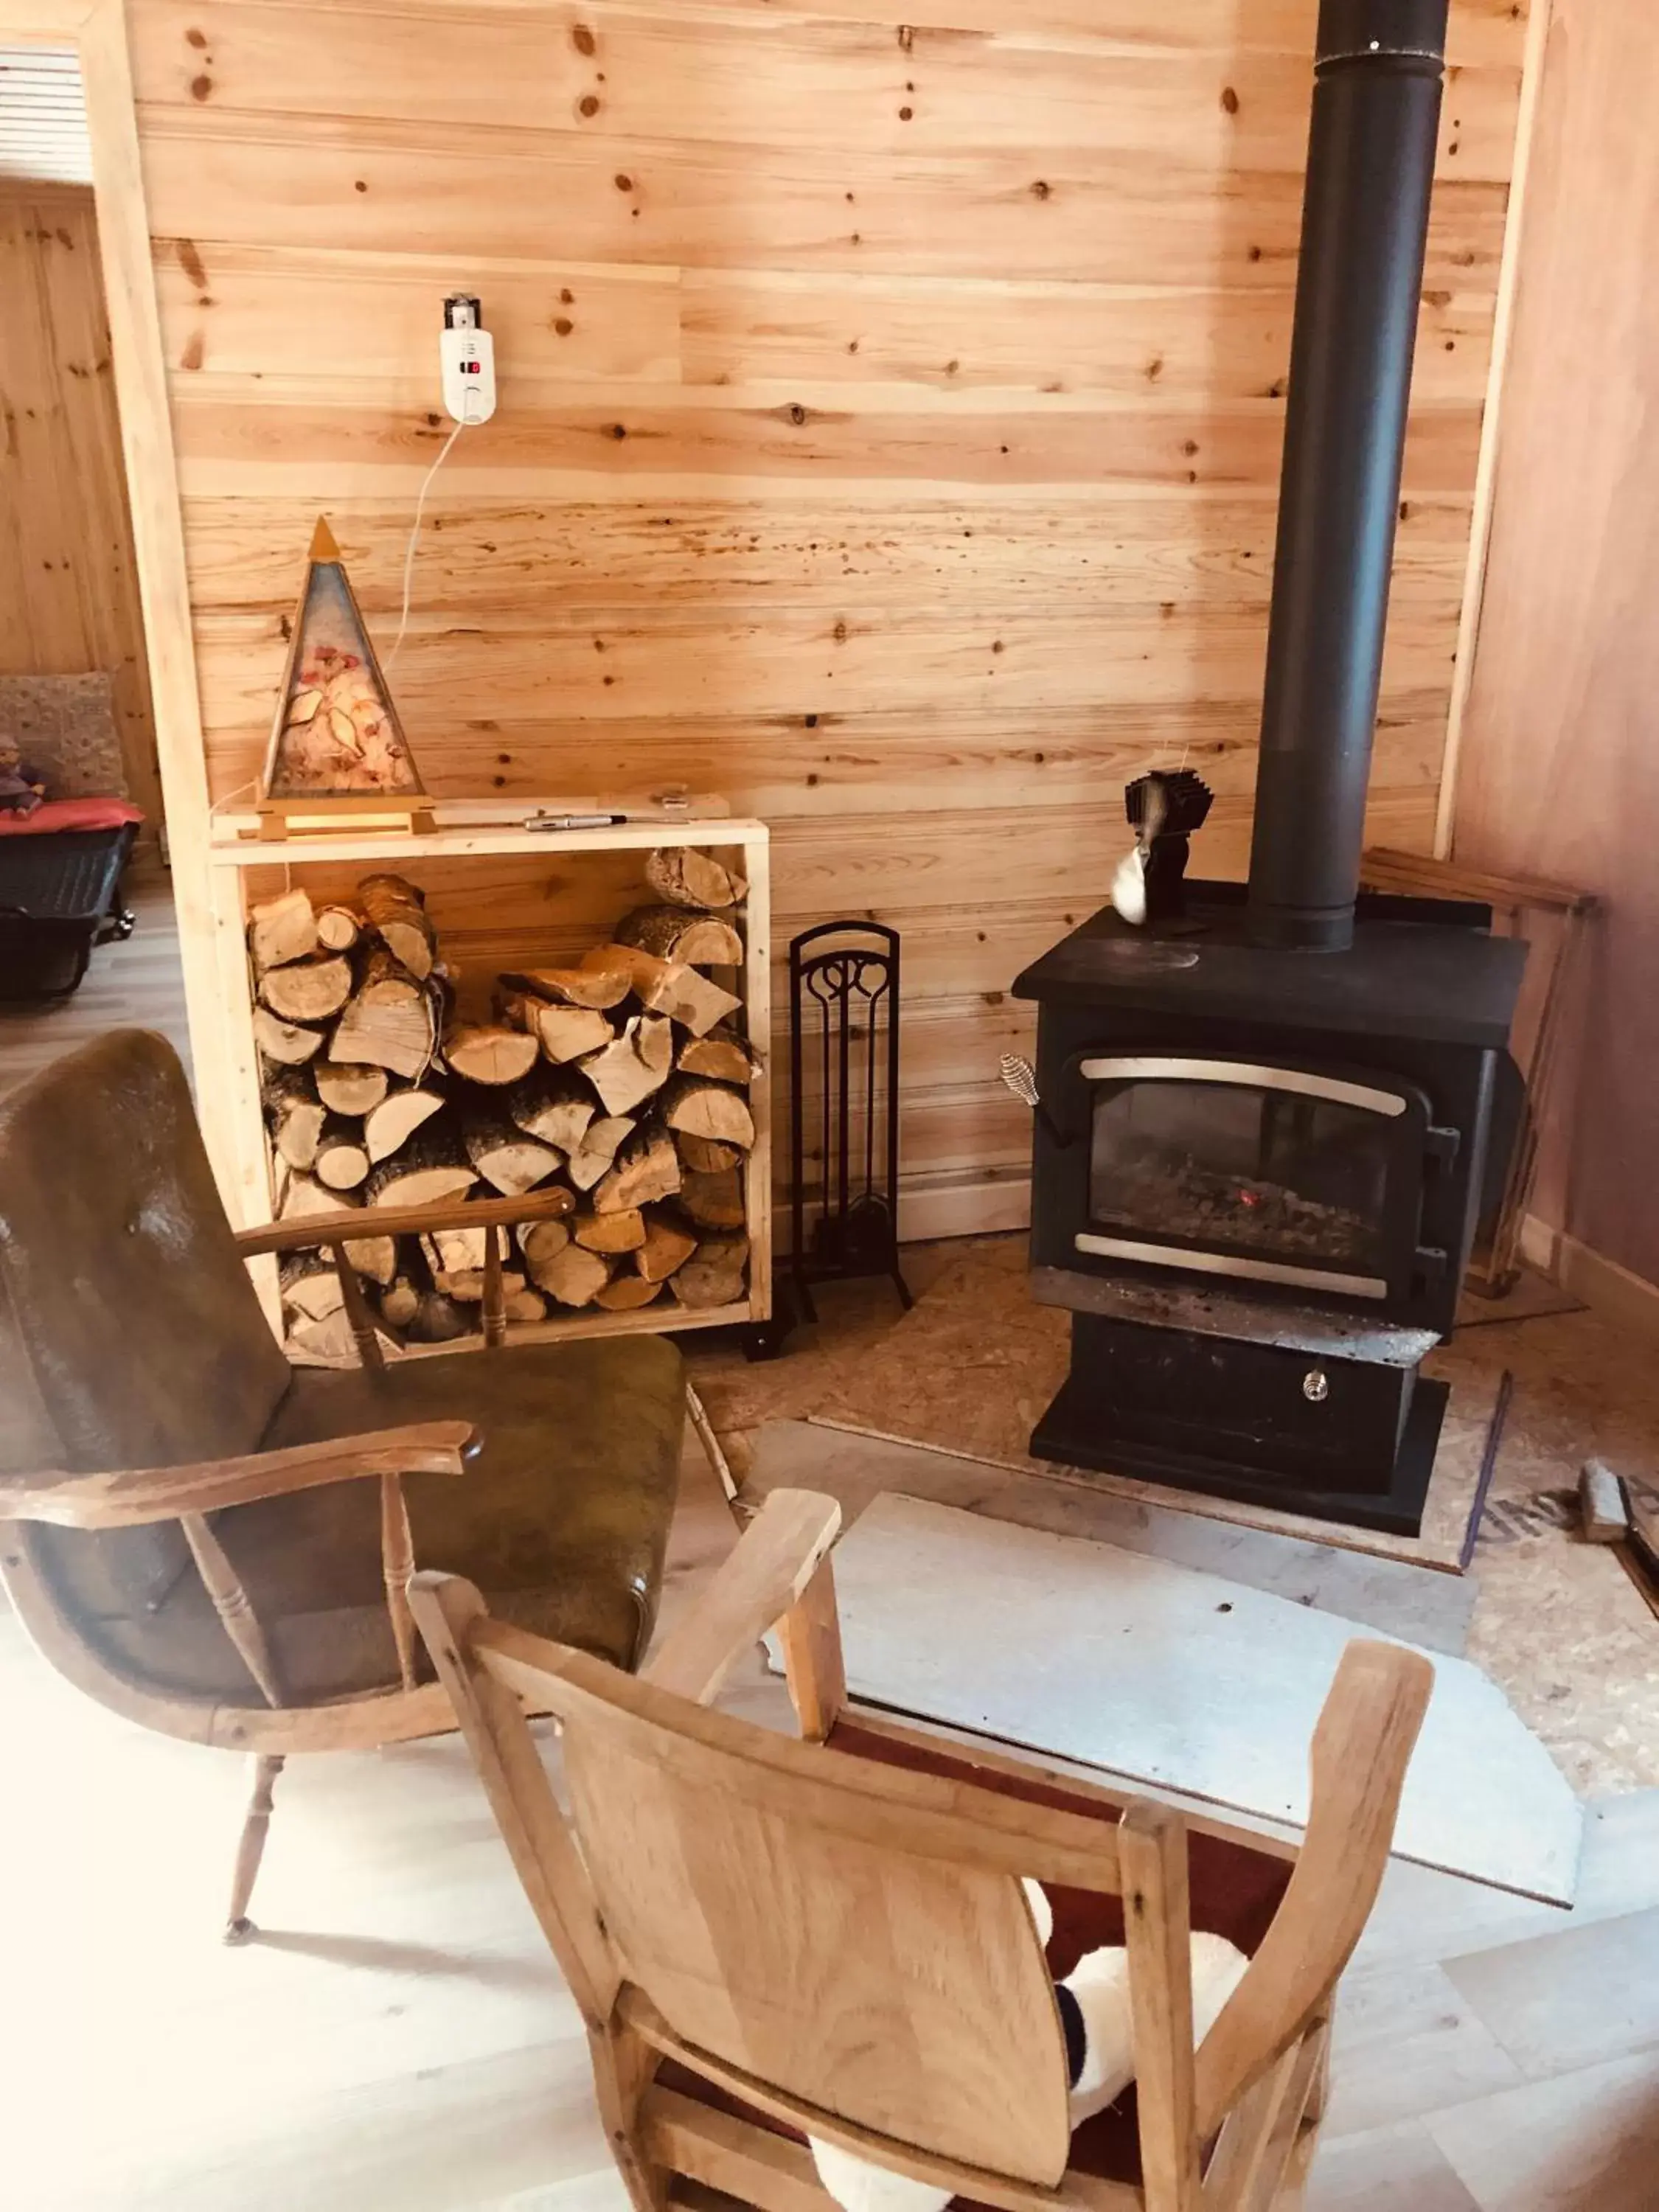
[0,824,139,999]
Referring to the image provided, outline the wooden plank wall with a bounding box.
[1453,0,1659,1287]
[0,180,161,833]
[131,0,1531,1231]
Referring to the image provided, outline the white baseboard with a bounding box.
[897,1170,1031,1245]
[1521,1214,1659,1340]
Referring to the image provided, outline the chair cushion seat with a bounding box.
[46,1335,685,1706]
[662,1717,1294,2196]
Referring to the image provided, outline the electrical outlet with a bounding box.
[440,293,495,423]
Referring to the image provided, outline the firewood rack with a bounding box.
[201,805,771,1357]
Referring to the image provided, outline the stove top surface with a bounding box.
[1012,882,1526,1048]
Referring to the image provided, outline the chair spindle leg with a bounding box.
[224,1753,285,1945]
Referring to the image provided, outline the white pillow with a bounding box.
[807,1882,1248,2212]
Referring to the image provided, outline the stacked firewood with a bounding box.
[248,849,756,1358]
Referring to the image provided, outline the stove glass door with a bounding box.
[1079,1057,1408,1298]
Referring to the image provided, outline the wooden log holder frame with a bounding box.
[203,812,772,1357]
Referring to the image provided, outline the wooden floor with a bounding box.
[2,1430,1656,2212]
[1,881,1656,2208]
[0,872,189,1099]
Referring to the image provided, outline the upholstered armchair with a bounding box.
[0,1029,687,1938]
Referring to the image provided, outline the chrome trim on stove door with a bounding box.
[1076,1056,1409,1117]
[1073,1232,1389,1301]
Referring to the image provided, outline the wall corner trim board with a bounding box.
[21,0,1538,1221]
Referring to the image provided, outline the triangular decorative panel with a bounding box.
[261,518,424,799]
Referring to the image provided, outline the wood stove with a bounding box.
[1009,0,1526,1536]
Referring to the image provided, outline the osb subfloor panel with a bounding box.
[687,1237,1659,1795]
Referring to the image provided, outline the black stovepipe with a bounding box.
[1246,0,1448,952]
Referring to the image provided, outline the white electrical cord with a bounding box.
[386,400,480,669]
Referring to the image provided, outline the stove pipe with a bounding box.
[1245,0,1448,953]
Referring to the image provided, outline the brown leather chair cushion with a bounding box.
[49,1333,688,1704]
[662,1719,1293,2195]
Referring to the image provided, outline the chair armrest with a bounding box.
[235,1187,575,1255]
[1194,1639,1433,2135]
[0,1420,479,1530]
[642,1487,841,1706]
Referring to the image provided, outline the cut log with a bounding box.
[274,1172,395,1284]
[535,1242,611,1309]
[443,1023,540,1087]
[662,1076,756,1150]
[503,991,615,1066]
[442,1265,529,1305]
[594,1275,664,1312]
[358,871,436,979]
[380,1276,422,1330]
[566,1115,634,1192]
[405,1290,474,1344]
[314,1060,389,1117]
[504,1066,594,1153]
[422,1226,488,1278]
[259,953,353,1024]
[616,905,743,967]
[574,1207,646,1254]
[675,1133,743,1175]
[678,1166,746,1229]
[589,942,742,1038]
[594,1123,681,1214]
[580,1012,673,1117]
[518,1217,571,1273]
[503,961,632,1011]
[504,1285,549,1325]
[286,1309,363,1364]
[644,846,745,911]
[248,886,318,970]
[264,1067,326,1173]
[460,1099,560,1197]
[314,1115,372,1193]
[331,947,436,1079]
[254,1008,327,1066]
[364,1079,445,1164]
[315,902,364,953]
[677,1026,757,1085]
[279,1251,345,1323]
[672,1233,750,1310]
[638,1214,698,1284]
[365,1118,476,1209]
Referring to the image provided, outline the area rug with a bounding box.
[790,1492,1582,1905]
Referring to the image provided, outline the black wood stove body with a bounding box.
[1014,886,1523,1531]
[1010,0,1526,1536]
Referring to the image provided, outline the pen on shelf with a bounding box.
[524,812,630,832]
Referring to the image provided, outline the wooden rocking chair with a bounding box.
[0,1029,687,1941]
[410,1489,1433,2212]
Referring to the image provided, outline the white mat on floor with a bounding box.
[805,1493,1582,1905]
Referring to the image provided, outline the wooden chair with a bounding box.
[410,1489,1434,2212]
[0,1029,688,1940]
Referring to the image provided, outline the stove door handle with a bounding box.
[998,1054,1079,1149]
